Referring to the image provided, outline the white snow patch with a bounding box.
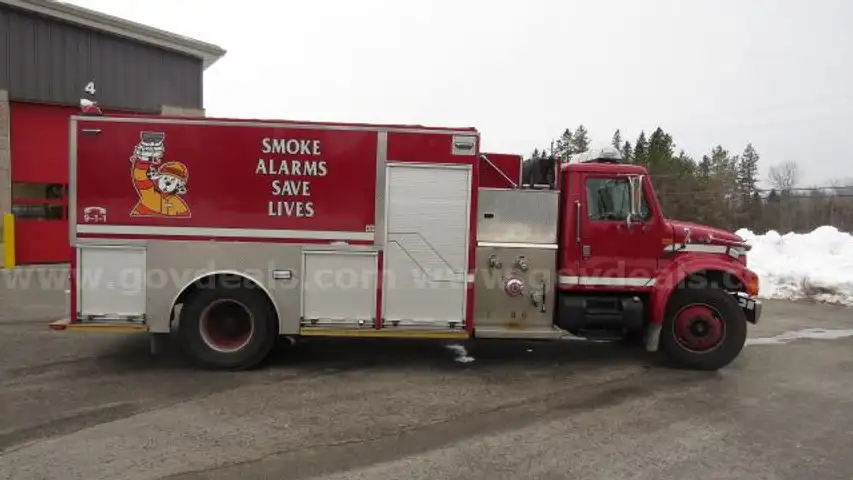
[736,226,853,305]
[746,328,853,346]
[445,344,475,363]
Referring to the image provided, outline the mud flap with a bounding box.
[150,333,169,355]
[644,322,662,352]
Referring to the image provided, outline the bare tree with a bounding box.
[768,161,800,192]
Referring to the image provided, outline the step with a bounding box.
[474,325,575,340]
[48,318,149,333]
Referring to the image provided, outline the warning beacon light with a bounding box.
[571,147,624,164]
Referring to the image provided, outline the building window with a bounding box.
[11,183,68,220]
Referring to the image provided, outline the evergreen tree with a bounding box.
[646,127,675,173]
[663,150,700,220]
[571,125,590,154]
[621,141,633,163]
[706,145,740,228]
[611,129,622,150]
[524,123,852,233]
[750,190,764,229]
[708,146,735,177]
[555,128,572,162]
[698,155,711,180]
[633,131,648,166]
[737,143,760,197]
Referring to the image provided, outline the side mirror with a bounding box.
[627,175,644,226]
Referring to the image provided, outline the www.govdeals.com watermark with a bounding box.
[0,262,744,294]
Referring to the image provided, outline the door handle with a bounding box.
[575,201,582,243]
[582,245,591,258]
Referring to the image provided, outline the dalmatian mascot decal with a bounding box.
[129,131,191,217]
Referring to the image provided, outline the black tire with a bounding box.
[660,288,747,371]
[178,282,277,370]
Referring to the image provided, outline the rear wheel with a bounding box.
[178,281,277,370]
[660,288,747,371]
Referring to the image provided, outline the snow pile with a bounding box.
[446,344,475,363]
[735,226,853,305]
[746,328,853,346]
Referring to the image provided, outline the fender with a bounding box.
[643,255,759,352]
[168,269,281,333]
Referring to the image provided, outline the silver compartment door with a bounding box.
[302,251,378,327]
[383,163,471,326]
[77,245,147,321]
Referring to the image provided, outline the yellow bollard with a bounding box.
[3,213,15,269]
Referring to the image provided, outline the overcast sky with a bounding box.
[66,0,853,187]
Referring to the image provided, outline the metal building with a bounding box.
[0,0,226,264]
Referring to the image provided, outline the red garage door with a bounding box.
[10,102,75,264]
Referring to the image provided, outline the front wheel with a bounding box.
[660,288,747,371]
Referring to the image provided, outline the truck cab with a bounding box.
[478,147,761,370]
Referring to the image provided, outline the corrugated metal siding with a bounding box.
[0,5,203,112]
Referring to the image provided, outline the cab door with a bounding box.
[575,173,664,288]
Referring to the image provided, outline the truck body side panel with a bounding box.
[70,115,481,336]
[382,163,472,328]
[73,117,379,242]
[74,238,378,335]
[473,188,559,337]
[473,245,556,333]
[143,240,307,334]
[387,131,477,164]
[479,153,522,188]
[382,131,479,332]
[75,243,147,320]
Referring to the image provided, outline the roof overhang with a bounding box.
[0,0,226,69]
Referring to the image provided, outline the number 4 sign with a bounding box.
[84,81,96,95]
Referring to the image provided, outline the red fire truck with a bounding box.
[51,101,762,371]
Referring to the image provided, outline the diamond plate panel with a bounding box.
[477,189,559,244]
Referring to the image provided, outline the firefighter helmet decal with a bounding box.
[129,131,192,218]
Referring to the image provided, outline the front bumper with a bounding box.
[735,292,762,325]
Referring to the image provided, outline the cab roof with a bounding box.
[562,161,648,175]
[560,146,647,175]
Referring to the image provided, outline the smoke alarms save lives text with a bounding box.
[256,138,328,218]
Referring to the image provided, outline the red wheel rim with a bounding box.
[199,299,254,353]
[673,304,725,353]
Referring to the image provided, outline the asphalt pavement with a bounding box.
[1,265,853,480]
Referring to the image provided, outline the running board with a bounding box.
[298,328,470,340]
[474,325,573,340]
[49,318,149,333]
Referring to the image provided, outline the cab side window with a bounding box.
[586,177,650,221]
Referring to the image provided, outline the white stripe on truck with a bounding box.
[559,276,655,287]
[76,224,375,241]
[664,243,743,258]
